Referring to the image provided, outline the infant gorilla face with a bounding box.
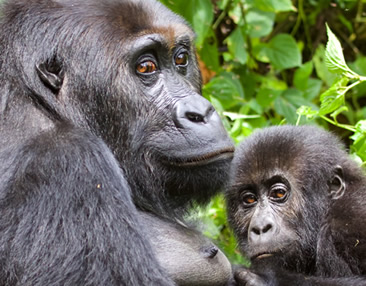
[226,128,304,263]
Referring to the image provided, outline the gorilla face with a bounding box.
[18,0,233,213]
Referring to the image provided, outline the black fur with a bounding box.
[0,0,234,285]
[227,125,366,285]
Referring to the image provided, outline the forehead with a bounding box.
[105,0,195,46]
[233,137,304,184]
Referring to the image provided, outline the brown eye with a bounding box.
[269,183,288,202]
[175,51,189,67]
[136,60,157,74]
[242,193,257,205]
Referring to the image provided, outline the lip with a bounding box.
[251,253,274,260]
[165,147,234,167]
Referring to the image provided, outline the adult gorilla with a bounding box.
[0,0,234,285]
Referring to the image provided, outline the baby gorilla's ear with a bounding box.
[36,56,64,94]
[328,166,346,200]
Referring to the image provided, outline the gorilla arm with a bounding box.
[139,211,234,286]
[0,126,174,286]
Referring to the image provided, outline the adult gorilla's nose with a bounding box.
[173,93,223,131]
[167,92,234,166]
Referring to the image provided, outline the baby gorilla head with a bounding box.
[226,125,353,273]
[226,125,366,286]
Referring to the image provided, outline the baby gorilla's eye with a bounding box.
[269,183,288,202]
[242,193,257,206]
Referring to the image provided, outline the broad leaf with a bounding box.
[203,72,245,109]
[249,0,295,12]
[319,77,349,115]
[246,9,275,38]
[325,24,355,77]
[266,34,302,70]
[294,61,313,90]
[226,27,247,64]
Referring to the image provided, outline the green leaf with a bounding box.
[207,96,231,131]
[325,24,356,77]
[217,0,230,10]
[313,44,337,87]
[256,88,282,107]
[350,120,366,162]
[274,88,313,124]
[203,72,245,109]
[249,0,295,12]
[319,77,349,115]
[160,0,213,47]
[303,78,322,100]
[297,106,318,119]
[199,30,220,72]
[225,27,247,64]
[245,9,275,38]
[223,112,260,120]
[294,61,313,90]
[191,0,214,47]
[351,120,366,143]
[266,34,302,70]
[330,106,348,120]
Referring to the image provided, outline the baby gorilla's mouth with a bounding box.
[166,147,234,167]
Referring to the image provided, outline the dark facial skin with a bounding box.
[230,172,299,261]
[226,125,366,286]
[0,0,234,285]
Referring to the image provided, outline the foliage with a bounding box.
[160,0,366,264]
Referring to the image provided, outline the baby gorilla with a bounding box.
[227,125,366,286]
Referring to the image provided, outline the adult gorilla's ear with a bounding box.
[328,165,346,200]
[36,56,65,94]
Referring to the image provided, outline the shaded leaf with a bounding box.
[266,34,302,70]
[225,27,247,64]
[246,9,275,38]
[203,72,245,109]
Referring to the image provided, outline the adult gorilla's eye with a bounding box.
[175,51,189,67]
[242,193,257,206]
[136,60,157,74]
[269,183,288,202]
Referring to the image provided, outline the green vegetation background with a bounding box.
[160,0,366,264]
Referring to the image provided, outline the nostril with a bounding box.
[203,245,219,259]
[251,224,272,235]
[185,112,205,123]
[252,227,260,235]
[263,224,272,233]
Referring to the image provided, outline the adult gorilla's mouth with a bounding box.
[165,147,234,167]
[251,252,275,260]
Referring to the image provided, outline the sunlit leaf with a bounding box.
[325,24,356,78]
[296,106,318,119]
[319,77,349,115]
[249,0,295,12]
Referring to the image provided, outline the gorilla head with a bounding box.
[1,0,234,217]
